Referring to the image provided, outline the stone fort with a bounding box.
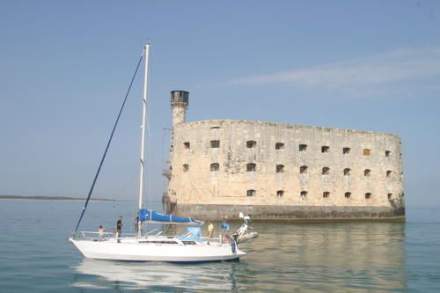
[163,90,405,221]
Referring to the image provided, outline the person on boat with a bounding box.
[223,233,237,253]
[221,218,230,232]
[207,222,214,238]
[134,216,139,233]
[98,225,104,239]
[220,218,230,243]
[207,222,214,244]
[116,216,123,242]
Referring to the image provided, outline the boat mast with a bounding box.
[138,44,150,238]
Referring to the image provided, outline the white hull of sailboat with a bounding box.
[69,237,245,262]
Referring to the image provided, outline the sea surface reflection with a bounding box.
[71,222,406,292]
[5,201,437,292]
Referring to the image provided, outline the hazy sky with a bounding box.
[1,1,439,208]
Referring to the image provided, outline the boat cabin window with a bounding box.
[139,240,179,244]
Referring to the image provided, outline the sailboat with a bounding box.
[69,44,246,262]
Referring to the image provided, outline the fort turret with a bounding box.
[170,90,189,127]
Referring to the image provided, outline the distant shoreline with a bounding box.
[0,195,115,201]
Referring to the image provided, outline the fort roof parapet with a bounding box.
[177,119,400,140]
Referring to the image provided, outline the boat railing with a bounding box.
[73,231,135,240]
[72,229,165,240]
[199,236,227,244]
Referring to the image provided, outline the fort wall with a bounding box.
[167,119,405,221]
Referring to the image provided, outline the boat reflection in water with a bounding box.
[72,258,240,291]
[72,222,406,292]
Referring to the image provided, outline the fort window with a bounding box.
[299,144,307,151]
[182,164,189,172]
[246,189,256,197]
[183,142,190,149]
[363,148,371,156]
[300,165,308,174]
[246,140,257,148]
[388,193,393,200]
[276,190,284,197]
[210,140,220,148]
[385,150,391,157]
[300,191,308,198]
[322,167,330,175]
[364,169,371,177]
[323,191,330,198]
[343,168,351,176]
[386,170,392,177]
[210,163,220,172]
[365,192,372,199]
[345,192,351,198]
[343,147,351,154]
[246,163,256,172]
[276,164,285,173]
[321,146,330,153]
[275,142,285,150]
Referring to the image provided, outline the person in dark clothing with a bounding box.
[116,216,123,242]
[134,216,139,234]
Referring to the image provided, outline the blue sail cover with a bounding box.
[138,209,202,225]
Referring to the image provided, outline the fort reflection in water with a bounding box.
[73,222,406,292]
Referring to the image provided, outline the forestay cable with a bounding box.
[74,54,144,232]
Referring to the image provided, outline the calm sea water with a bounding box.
[0,200,439,292]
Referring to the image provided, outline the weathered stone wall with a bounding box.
[167,119,405,221]
[175,204,405,222]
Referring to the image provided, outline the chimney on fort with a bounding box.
[170,90,189,126]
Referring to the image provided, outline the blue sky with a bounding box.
[0,0,439,208]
